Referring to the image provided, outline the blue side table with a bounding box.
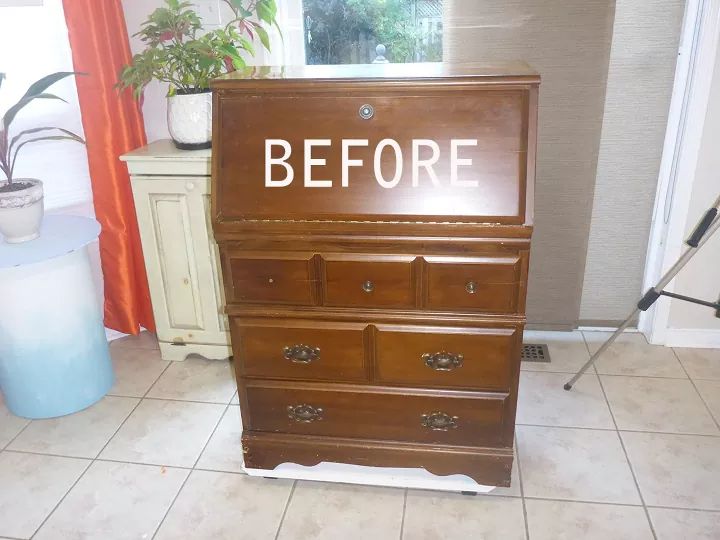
[0,215,114,418]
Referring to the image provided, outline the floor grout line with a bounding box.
[514,433,531,540]
[398,488,408,540]
[133,369,231,536]
[192,403,231,470]
[150,468,193,540]
[514,423,720,438]
[582,333,658,540]
[28,458,93,539]
[141,395,235,406]
[581,372,689,380]
[522,495,643,507]
[2,417,32,451]
[274,480,297,540]
[671,348,720,432]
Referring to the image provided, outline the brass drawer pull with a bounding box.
[465,281,478,294]
[283,345,320,364]
[359,104,374,120]
[422,351,464,371]
[362,280,375,293]
[421,411,459,431]
[287,404,323,423]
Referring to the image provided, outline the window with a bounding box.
[301,0,443,65]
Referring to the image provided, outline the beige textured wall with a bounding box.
[668,44,720,330]
[444,1,616,328]
[580,0,685,324]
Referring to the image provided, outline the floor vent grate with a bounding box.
[522,343,551,363]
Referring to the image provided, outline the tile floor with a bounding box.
[1,331,719,539]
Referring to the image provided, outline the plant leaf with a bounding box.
[3,93,69,132]
[9,133,85,179]
[8,126,85,163]
[20,72,82,101]
[254,25,270,51]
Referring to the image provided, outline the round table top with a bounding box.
[0,215,100,268]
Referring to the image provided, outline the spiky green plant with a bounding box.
[0,72,86,188]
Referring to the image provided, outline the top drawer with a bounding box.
[215,89,532,224]
[223,251,318,305]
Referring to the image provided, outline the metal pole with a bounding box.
[564,198,720,390]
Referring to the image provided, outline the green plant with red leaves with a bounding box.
[117,0,278,100]
[0,72,85,189]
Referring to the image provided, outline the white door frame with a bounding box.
[639,0,720,345]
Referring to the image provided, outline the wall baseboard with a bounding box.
[664,328,720,348]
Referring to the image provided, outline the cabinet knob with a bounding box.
[465,281,478,294]
[185,181,195,191]
[359,104,375,120]
[287,404,323,423]
[362,280,375,293]
[421,411,459,431]
[422,351,464,371]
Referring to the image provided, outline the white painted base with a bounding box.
[159,341,232,361]
[245,462,495,493]
[663,328,720,348]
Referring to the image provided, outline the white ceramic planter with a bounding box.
[0,179,44,243]
[167,90,212,150]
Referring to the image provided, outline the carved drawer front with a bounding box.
[424,255,525,313]
[224,251,318,305]
[374,324,520,391]
[231,319,368,382]
[321,254,417,309]
[244,382,508,447]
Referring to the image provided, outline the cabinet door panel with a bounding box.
[131,177,229,346]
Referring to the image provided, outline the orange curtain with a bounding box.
[63,0,155,334]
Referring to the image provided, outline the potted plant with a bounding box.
[0,72,86,244]
[118,0,279,150]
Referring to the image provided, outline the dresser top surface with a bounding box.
[120,139,210,162]
[211,62,539,88]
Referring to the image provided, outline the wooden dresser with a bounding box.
[211,63,538,487]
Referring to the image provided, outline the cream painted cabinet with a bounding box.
[121,140,231,361]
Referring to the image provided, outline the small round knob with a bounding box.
[362,280,375,293]
[268,277,274,284]
[359,104,374,120]
[465,281,477,294]
[185,181,195,191]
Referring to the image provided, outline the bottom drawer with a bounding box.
[244,382,509,447]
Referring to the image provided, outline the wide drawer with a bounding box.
[243,382,508,447]
[374,324,520,391]
[231,319,368,382]
[223,251,318,305]
[424,255,525,313]
[322,254,417,309]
